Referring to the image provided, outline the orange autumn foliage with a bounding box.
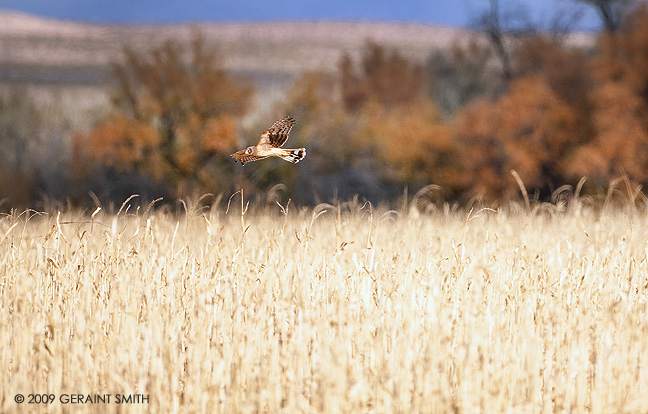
[360,99,459,189]
[455,75,579,200]
[567,5,648,186]
[64,4,648,206]
[515,36,592,121]
[73,30,252,198]
[568,81,648,183]
[340,42,426,112]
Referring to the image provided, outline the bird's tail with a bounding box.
[281,148,306,164]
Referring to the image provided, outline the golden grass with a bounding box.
[1,198,647,413]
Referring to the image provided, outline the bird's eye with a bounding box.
[246,148,253,154]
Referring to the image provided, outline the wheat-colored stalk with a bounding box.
[1,197,647,413]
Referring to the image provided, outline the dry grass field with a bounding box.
[1,195,648,413]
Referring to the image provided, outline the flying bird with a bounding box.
[231,116,306,166]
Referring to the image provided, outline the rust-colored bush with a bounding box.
[359,99,461,192]
[567,5,648,188]
[340,42,426,112]
[455,76,579,200]
[68,6,648,206]
[515,36,592,117]
[278,47,461,202]
[73,30,253,199]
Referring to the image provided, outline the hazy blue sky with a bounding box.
[1,0,601,29]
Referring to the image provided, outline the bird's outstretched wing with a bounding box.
[257,116,296,148]
[231,150,265,165]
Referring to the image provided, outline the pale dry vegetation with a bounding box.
[1,196,648,413]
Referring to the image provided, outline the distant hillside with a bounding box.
[0,10,594,118]
[0,10,475,79]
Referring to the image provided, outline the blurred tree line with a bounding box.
[1,1,648,208]
[71,31,253,203]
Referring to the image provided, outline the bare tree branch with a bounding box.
[472,0,536,79]
[574,0,637,32]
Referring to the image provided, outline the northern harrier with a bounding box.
[231,116,306,165]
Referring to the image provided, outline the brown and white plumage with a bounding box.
[231,116,306,166]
